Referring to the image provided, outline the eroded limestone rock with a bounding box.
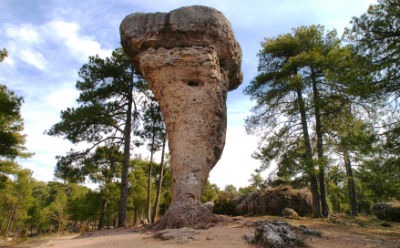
[236,186,313,217]
[244,220,322,248]
[120,6,242,229]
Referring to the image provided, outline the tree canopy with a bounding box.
[347,0,400,98]
[0,50,31,177]
[47,48,143,227]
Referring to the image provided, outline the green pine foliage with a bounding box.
[347,0,400,97]
[0,85,31,175]
[246,0,400,216]
[0,49,7,62]
[47,48,145,227]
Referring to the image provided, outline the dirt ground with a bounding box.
[7,215,400,248]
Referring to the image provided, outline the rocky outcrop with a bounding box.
[120,6,242,229]
[372,203,400,222]
[235,191,260,215]
[236,186,313,217]
[244,220,321,248]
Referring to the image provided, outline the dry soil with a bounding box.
[8,215,400,248]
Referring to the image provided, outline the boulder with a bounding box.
[236,191,260,215]
[282,208,299,219]
[236,186,313,217]
[372,202,400,222]
[244,220,321,248]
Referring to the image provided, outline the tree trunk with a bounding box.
[98,199,108,230]
[146,130,156,224]
[5,203,17,237]
[106,210,110,229]
[344,150,357,216]
[57,219,61,233]
[118,82,134,227]
[152,134,167,223]
[296,82,322,218]
[318,167,329,216]
[311,72,329,217]
[133,206,138,226]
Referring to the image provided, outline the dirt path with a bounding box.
[12,216,400,248]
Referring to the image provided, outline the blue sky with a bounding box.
[0,0,376,189]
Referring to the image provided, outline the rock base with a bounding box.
[152,199,218,230]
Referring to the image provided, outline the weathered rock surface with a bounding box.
[120,5,242,90]
[120,6,242,229]
[244,220,321,248]
[282,207,299,219]
[154,227,200,244]
[236,186,313,217]
[373,202,400,222]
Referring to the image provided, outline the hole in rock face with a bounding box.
[187,80,200,87]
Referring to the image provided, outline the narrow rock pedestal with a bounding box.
[120,6,242,229]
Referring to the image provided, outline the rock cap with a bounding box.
[120,5,242,90]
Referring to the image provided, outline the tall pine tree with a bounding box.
[48,48,143,227]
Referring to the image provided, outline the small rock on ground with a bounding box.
[154,227,200,244]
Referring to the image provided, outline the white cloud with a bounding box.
[3,24,47,71]
[19,49,47,70]
[1,19,112,182]
[4,23,41,44]
[2,19,112,72]
[46,20,112,61]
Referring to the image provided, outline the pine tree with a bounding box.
[48,48,144,227]
[135,96,166,223]
[347,0,400,98]
[346,0,400,206]
[0,84,31,176]
[245,25,362,217]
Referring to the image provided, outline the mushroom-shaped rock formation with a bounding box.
[120,5,242,229]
